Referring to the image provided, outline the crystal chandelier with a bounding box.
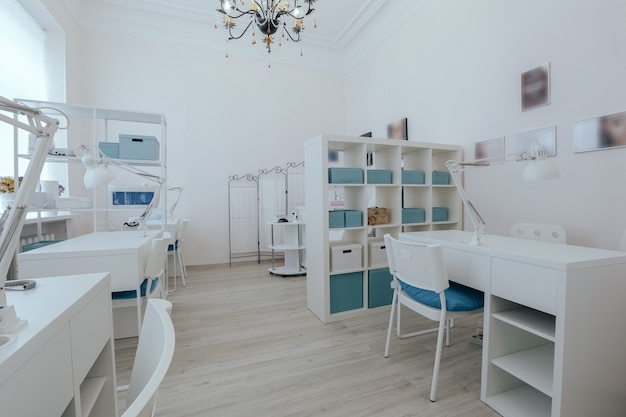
[216,0,317,54]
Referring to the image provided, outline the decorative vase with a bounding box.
[0,192,15,213]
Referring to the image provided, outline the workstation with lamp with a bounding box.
[4,1,626,416]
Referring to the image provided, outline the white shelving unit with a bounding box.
[485,296,557,417]
[268,221,306,276]
[13,99,167,234]
[304,134,462,323]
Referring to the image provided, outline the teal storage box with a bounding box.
[329,210,345,228]
[328,168,363,184]
[402,208,425,224]
[432,207,449,222]
[432,170,450,185]
[98,142,119,158]
[330,272,364,313]
[119,134,160,160]
[344,210,362,227]
[402,170,425,184]
[367,169,392,184]
[368,268,394,308]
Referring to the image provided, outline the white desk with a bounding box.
[0,273,116,417]
[17,230,159,338]
[401,230,626,417]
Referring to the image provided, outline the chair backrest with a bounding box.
[144,237,169,280]
[384,234,449,293]
[510,222,566,244]
[122,299,175,417]
[177,219,188,242]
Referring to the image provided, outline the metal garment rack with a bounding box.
[228,161,304,267]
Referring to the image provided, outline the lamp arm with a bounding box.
[167,187,183,218]
[0,95,60,313]
[446,160,486,246]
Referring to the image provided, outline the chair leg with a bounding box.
[136,293,142,335]
[179,246,188,279]
[445,319,451,347]
[430,313,447,402]
[177,248,186,287]
[384,289,398,358]
[396,299,402,338]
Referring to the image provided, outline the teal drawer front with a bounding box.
[330,272,364,313]
[328,168,364,184]
[368,268,394,308]
[344,210,362,227]
[367,169,392,184]
[329,211,344,228]
[402,170,425,184]
[432,207,449,222]
[402,208,425,224]
[432,170,450,185]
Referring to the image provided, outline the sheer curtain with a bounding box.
[0,0,47,178]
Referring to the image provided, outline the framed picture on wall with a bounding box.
[387,118,408,140]
[515,126,557,158]
[573,110,626,153]
[475,136,505,163]
[521,63,550,111]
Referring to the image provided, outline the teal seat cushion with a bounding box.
[399,280,484,311]
[112,278,159,300]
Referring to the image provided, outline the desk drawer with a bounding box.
[491,259,558,315]
[443,248,490,292]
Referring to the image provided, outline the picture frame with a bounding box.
[515,126,557,158]
[573,110,626,153]
[387,118,408,140]
[521,63,550,111]
[474,136,505,163]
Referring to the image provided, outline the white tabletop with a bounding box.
[400,230,626,271]
[17,230,159,260]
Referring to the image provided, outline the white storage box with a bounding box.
[368,240,388,268]
[330,241,362,273]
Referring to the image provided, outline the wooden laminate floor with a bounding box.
[115,262,501,417]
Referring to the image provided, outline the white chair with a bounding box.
[120,298,175,417]
[510,222,566,244]
[383,234,484,402]
[113,236,169,334]
[168,219,188,291]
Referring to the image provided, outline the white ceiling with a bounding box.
[61,0,428,71]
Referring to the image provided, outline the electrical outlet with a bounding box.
[96,220,107,231]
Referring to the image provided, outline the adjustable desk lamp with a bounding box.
[76,145,166,235]
[0,95,61,333]
[447,141,559,246]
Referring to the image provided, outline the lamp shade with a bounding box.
[82,155,114,188]
[522,159,560,181]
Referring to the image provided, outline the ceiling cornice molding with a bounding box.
[58,0,427,73]
[342,0,431,72]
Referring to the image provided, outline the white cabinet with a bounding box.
[14,99,167,234]
[268,221,306,276]
[304,134,462,323]
[0,273,117,417]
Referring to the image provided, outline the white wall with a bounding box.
[73,32,345,265]
[346,0,626,250]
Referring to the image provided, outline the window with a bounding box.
[0,0,68,192]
